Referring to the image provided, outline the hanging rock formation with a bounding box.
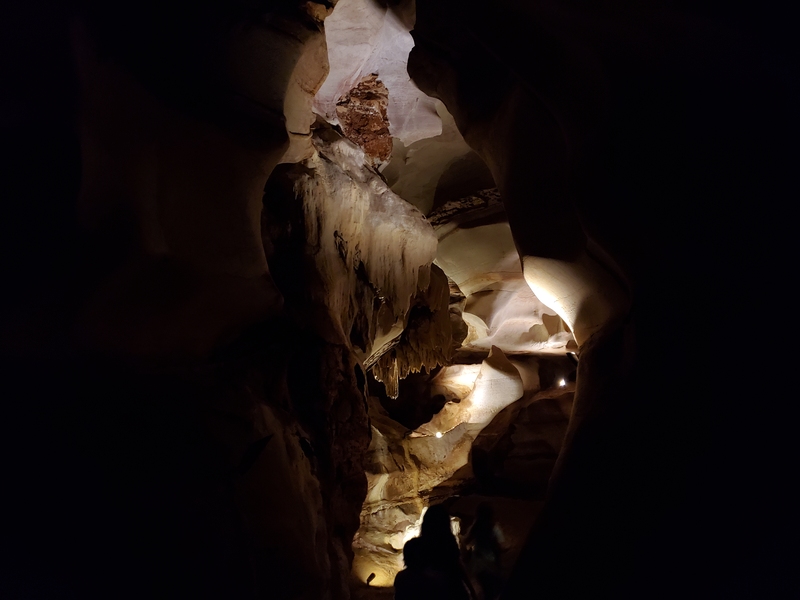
[2,0,793,599]
[273,126,439,358]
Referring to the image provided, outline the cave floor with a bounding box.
[352,495,544,600]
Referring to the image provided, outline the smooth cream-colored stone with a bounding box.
[382,100,481,214]
[435,215,575,355]
[522,252,630,346]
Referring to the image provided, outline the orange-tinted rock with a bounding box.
[336,74,393,164]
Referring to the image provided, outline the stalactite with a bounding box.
[289,127,439,366]
[371,264,459,398]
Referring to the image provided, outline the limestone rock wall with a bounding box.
[353,346,537,587]
[263,125,465,596]
[314,0,441,147]
[381,100,494,216]
[370,263,459,398]
[335,74,393,164]
[276,128,439,364]
[1,3,450,598]
[431,191,577,358]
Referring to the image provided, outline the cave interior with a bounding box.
[1,1,796,599]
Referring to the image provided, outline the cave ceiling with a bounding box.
[308,0,576,367]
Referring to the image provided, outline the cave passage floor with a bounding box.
[352,495,544,599]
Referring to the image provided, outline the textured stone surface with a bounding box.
[353,347,529,586]
[280,23,331,164]
[335,74,392,164]
[404,3,795,598]
[282,127,439,363]
[381,101,493,215]
[371,264,461,398]
[473,386,574,498]
[313,0,441,146]
[432,195,576,357]
[6,0,790,598]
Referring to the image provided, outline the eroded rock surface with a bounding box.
[260,125,482,595]
[314,0,441,146]
[432,192,577,357]
[353,346,550,586]
[371,264,461,398]
[336,74,392,164]
[271,127,439,361]
[381,100,493,215]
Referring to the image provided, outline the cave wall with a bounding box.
[407,1,796,597]
[1,0,795,598]
[353,352,576,588]
[0,2,446,598]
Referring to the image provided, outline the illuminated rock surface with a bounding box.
[352,348,575,589]
[335,74,392,164]
[3,0,789,599]
[431,192,577,357]
[381,100,493,215]
[313,0,441,147]
[282,127,439,360]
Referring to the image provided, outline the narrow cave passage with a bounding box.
[306,6,584,594]
[1,0,793,599]
[352,352,577,597]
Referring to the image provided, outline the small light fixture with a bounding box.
[435,431,443,438]
[558,378,566,387]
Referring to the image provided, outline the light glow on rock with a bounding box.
[435,431,443,438]
[559,378,566,387]
[313,0,442,146]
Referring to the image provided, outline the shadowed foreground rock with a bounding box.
[1,0,795,598]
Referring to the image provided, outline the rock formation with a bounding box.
[313,0,441,147]
[353,347,574,588]
[1,0,794,599]
[335,74,393,164]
